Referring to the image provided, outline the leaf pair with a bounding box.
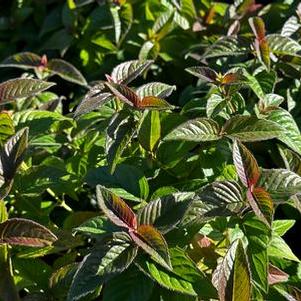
[0,52,87,86]
[186,66,244,86]
[249,17,270,70]
[212,239,251,301]
[105,82,173,110]
[74,60,174,117]
[233,140,274,226]
[96,186,172,270]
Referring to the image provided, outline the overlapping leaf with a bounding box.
[232,139,260,188]
[0,52,42,69]
[130,224,171,270]
[223,115,283,142]
[110,60,153,85]
[0,78,55,104]
[67,233,137,301]
[164,118,220,142]
[212,240,251,301]
[96,185,137,230]
[0,218,57,247]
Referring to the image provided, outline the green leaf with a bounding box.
[243,70,265,99]
[265,108,301,155]
[138,110,161,152]
[73,216,118,236]
[136,82,176,99]
[47,59,87,86]
[223,115,283,142]
[185,66,218,83]
[0,52,42,70]
[260,93,284,110]
[202,37,248,59]
[257,168,301,202]
[267,34,301,57]
[272,220,295,237]
[164,118,220,142]
[0,127,28,199]
[268,235,299,262]
[0,218,57,247]
[137,247,216,297]
[0,78,55,104]
[232,139,260,188]
[182,181,244,227]
[173,11,189,30]
[111,60,153,85]
[212,239,251,301]
[74,83,112,117]
[106,111,136,173]
[103,266,154,301]
[0,112,14,145]
[242,215,270,294]
[247,187,274,226]
[67,233,138,301]
[281,16,300,37]
[130,224,171,270]
[110,3,133,46]
[138,192,194,233]
[96,185,137,230]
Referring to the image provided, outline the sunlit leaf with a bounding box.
[136,82,176,99]
[232,139,260,188]
[138,96,173,110]
[164,118,220,142]
[47,59,87,86]
[130,224,171,270]
[247,187,274,226]
[0,78,55,104]
[223,115,283,142]
[212,239,251,301]
[96,185,137,230]
[111,60,153,85]
[0,218,57,247]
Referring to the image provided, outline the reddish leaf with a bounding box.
[130,224,171,270]
[268,264,289,285]
[96,185,137,230]
[0,218,57,247]
[233,139,260,189]
[249,17,270,69]
[105,82,140,107]
[138,96,173,110]
[220,71,243,85]
[237,0,262,16]
[247,187,274,226]
[249,17,266,41]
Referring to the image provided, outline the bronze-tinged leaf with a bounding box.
[221,71,243,85]
[0,78,55,104]
[212,240,251,301]
[0,52,42,70]
[247,187,274,226]
[138,96,173,110]
[0,218,57,247]
[232,140,260,189]
[105,82,140,107]
[130,224,171,270]
[47,59,87,86]
[185,66,218,83]
[268,264,289,285]
[96,185,137,230]
[249,17,266,41]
